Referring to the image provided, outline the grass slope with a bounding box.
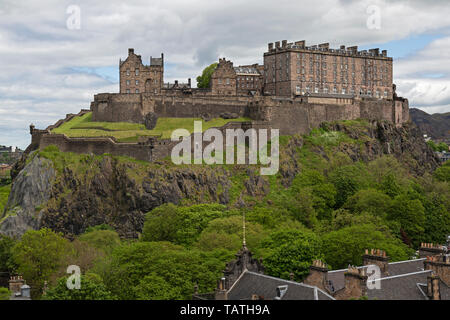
[52,112,250,142]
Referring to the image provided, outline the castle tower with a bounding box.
[119,48,164,94]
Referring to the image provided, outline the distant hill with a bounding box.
[409,108,450,142]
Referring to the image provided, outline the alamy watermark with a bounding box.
[366,5,381,30]
[170,121,279,175]
[66,265,81,290]
[66,5,81,30]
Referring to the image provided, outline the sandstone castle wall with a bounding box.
[91,93,409,136]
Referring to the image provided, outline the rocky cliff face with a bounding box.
[0,157,56,237]
[0,120,440,238]
[321,120,440,175]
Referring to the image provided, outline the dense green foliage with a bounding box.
[196,63,218,88]
[0,235,16,274]
[12,228,72,299]
[0,183,11,217]
[43,274,113,300]
[0,287,10,300]
[426,140,448,152]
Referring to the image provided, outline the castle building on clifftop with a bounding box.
[118,39,393,100]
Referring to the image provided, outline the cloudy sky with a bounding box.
[0,0,450,149]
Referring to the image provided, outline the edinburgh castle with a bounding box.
[30,39,409,162]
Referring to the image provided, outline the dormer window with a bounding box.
[126,69,130,76]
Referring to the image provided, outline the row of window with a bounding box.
[125,79,159,86]
[124,69,160,76]
[126,80,140,85]
[217,78,231,85]
[126,69,139,76]
[294,85,389,97]
[126,89,140,93]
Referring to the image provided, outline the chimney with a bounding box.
[128,48,134,55]
[363,249,390,275]
[427,273,441,300]
[419,243,445,258]
[9,275,25,295]
[340,45,346,50]
[318,43,329,49]
[275,41,281,49]
[334,266,367,300]
[215,277,228,300]
[188,78,191,87]
[382,50,387,57]
[281,40,287,48]
[268,43,274,51]
[294,40,305,48]
[424,254,450,286]
[369,48,380,56]
[304,259,329,292]
[348,46,358,54]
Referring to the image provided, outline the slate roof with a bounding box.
[327,258,428,294]
[440,280,450,300]
[227,270,335,300]
[366,270,432,300]
[387,258,425,276]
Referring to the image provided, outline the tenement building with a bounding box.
[263,40,393,99]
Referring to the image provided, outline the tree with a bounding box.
[434,161,450,182]
[142,203,230,246]
[290,169,336,220]
[78,229,121,255]
[43,273,114,300]
[259,228,323,281]
[98,241,225,300]
[329,164,370,208]
[0,287,10,300]
[344,188,392,217]
[427,140,438,151]
[388,195,426,246]
[196,63,218,88]
[380,173,402,198]
[437,142,448,152]
[0,234,17,274]
[12,228,72,299]
[322,224,413,269]
[421,192,450,244]
[142,203,179,243]
[195,215,266,253]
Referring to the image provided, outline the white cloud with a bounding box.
[0,0,450,148]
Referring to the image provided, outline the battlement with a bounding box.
[266,40,390,59]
